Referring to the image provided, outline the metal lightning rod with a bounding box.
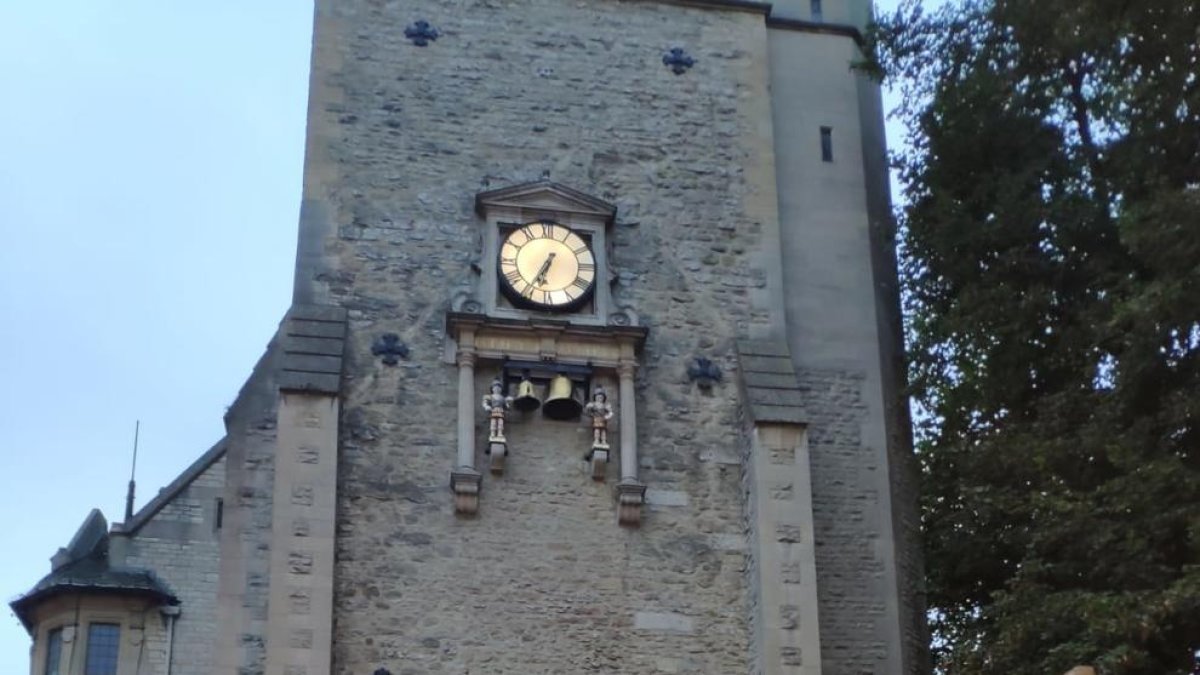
[124,420,140,522]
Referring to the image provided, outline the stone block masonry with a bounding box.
[119,454,226,675]
[300,0,782,671]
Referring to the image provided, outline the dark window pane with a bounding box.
[811,0,823,21]
[44,628,63,675]
[820,127,833,162]
[85,623,121,675]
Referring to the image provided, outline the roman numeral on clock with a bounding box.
[571,277,590,291]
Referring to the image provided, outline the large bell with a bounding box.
[512,377,542,412]
[542,374,583,420]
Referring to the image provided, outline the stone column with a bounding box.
[617,361,638,482]
[456,348,476,470]
[450,332,482,514]
[615,359,646,526]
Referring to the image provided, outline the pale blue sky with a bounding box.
[0,1,906,669]
[0,1,311,668]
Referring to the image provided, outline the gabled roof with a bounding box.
[10,510,176,632]
[113,438,227,536]
[475,180,617,226]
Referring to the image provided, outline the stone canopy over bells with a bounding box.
[446,312,647,525]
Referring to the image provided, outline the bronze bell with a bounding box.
[512,377,542,412]
[542,374,583,420]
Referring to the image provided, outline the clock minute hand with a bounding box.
[533,252,556,286]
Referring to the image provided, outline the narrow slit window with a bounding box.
[820,127,833,162]
[214,497,224,530]
[811,0,823,21]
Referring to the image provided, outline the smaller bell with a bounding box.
[512,377,541,412]
[542,374,583,420]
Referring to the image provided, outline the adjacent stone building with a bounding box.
[13,0,926,673]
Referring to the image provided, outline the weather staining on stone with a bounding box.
[403,20,439,46]
[370,333,409,365]
[662,47,695,75]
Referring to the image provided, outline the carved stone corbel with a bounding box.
[487,441,507,474]
[616,480,647,526]
[587,448,609,480]
[450,469,482,515]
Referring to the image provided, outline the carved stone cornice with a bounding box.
[446,312,647,369]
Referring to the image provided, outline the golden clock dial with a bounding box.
[498,222,596,309]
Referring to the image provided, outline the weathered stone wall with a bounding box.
[122,454,226,675]
[297,0,783,672]
[214,342,283,675]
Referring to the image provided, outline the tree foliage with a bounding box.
[864,0,1200,672]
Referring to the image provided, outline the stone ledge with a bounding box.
[279,304,347,394]
[736,340,808,425]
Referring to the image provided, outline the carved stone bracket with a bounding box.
[587,447,609,481]
[487,440,507,475]
[616,480,647,526]
[450,468,482,515]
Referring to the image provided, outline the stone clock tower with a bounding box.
[13,0,926,673]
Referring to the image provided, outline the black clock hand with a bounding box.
[533,252,556,286]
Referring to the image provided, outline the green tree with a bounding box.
[863,0,1200,672]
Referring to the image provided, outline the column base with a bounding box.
[450,468,482,515]
[615,480,647,527]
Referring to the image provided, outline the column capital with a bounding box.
[456,348,477,368]
[617,360,637,379]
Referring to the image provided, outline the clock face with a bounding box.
[498,222,596,310]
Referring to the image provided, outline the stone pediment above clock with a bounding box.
[475,180,616,227]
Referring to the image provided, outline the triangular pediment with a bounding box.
[475,180,616,225]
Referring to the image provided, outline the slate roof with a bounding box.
[10,510,176,632]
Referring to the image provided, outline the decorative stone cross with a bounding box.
[371,333,409,365]
[662,47,695,75]
[404,20,439,46]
